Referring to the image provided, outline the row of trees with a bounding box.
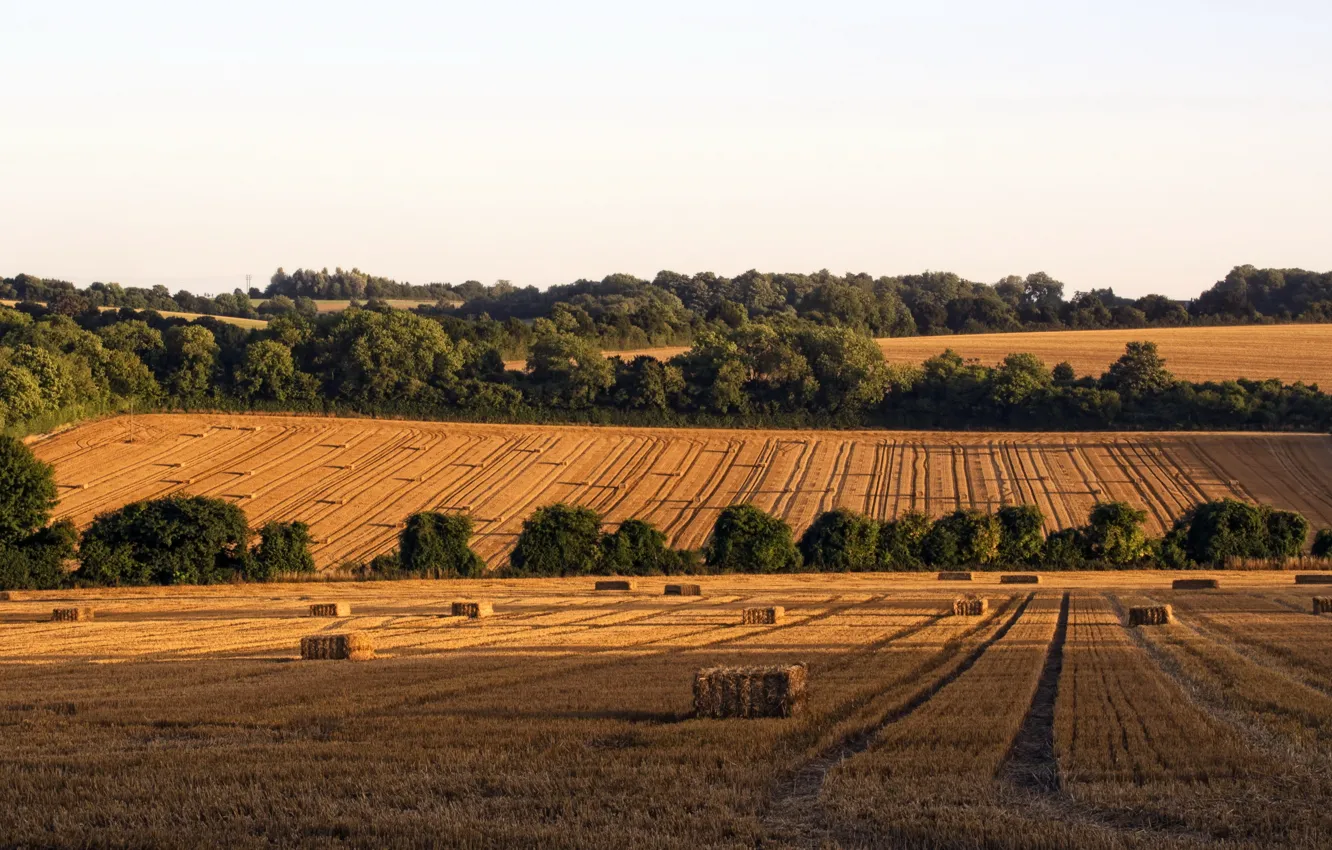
[4,299,1329,434]
[10,264,1332,347]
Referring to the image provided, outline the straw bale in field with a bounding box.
[1313,597,1332,615]
[665,583,702,596]
[51,607,93,622]
[952,595,988,616]
[1173,578,1220,590]
[309,602,351,617]
[741,606,784,625]
[1128,605,1174,626]
[299,632,374,661]
[1000,574,1040,584]
[1295,574,1332,585]
[693,664,807,719]
[451,601,493,618]
[0,591,23,601]
[595,580,635,591]
[938,571,973,581]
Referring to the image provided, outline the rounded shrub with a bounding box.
[0,435,57,546]
[509,503,603,576]
[798,509,878,572]
[704,504,799,574]
[877,512,931,570]
[399,512,484,578]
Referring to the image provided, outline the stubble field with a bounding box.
[3,572,1332,848]
[30,414,1332,570]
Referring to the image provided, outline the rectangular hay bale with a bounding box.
[451,601,493,618]
[741,606,784,625]
[952,595,988,616]
[51,607,93,622]
[0,591,23,601]
[1173,578,1220,590]
[665,583,702,596]
[1295,574,1332,585]
[1313,597,1332,615]
[299,632,374,661]
[594,580,636,591]
[693,664,807,719]
[1000,574,1040,584]
[938,571,973,581]
[309,602,351,617]
[1128,605,1174,626]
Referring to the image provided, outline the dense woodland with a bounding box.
[5,265,1332,352]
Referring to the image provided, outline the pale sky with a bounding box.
[2,1,1330,297]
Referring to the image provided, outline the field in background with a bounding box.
[31,414,1332,570]
[3,573,1332,848]
[505,325,1332,386]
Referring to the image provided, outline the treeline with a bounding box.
[3,300,1331,435]
[4,426,1330,590]
[9,264,1332,349]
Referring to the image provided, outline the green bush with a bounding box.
[0,435,57,546]
[1266,510,1310,559]
[1083,502,1152,565]
[1042,528,1086,569]
[996,504,1046,565]
[601,519,682,575]
[77,495,250,586]
[0,519,76,590]
[399,512,485,578]
[249,520,316,581]
[798,509,879,572]
[877,512,931,570]
[704,504,799,573]
[1175,499,1270,565]
[922,510,1000,567]
[509,503,604,576]
[1314,528,1332,559]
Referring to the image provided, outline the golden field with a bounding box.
[4,573,1332,848]
[31,414,1332,570]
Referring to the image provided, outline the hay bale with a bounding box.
[594,580,636,591]
[952,595,988,616]
[1128,605,1174,626]
[299,632,374,661]
[1000,574,1040,584]
[741,606,784,625]
[309,602,351,617]
[938,571,973,581]
[1173,578,1220,590]
[693,664,807,719]
[0,591,23,601]
[451,601,493,618]
[665,583,702,596]
[1313,597,1332,615]
[51,607,93,622]
[1296,574,1332,585]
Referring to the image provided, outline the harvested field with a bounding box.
[3,573,1332,847]
[33,414,1332,572]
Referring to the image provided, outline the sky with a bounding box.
[2,1,1330,298]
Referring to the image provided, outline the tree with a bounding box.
[922,510,1001,567]
[1083,501,1151,565]
[0,519,76,591]
[399,512,484,578]
[164,325,219,400]
[1313,529,1332,559]
[509,503,603,576]
[526,326,614,408]
[1266,510,1310,560]
[77,495,250,586]
[1101,342,1173,397]
[704,504,799,573]
[1171,499,1306,565]
[235,340,298,402]
[997,504,1046,564]
[877,512,931,569]
[0,436,57,545]
[601,519,679,575]
[1043,528,1086,569]
[988,354,1052,407]
[798,509,879,571]
[249,521,316,580]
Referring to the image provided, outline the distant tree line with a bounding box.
[2,432,1327,590]
[2,298,1331,436]
[8,264,1332,348]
